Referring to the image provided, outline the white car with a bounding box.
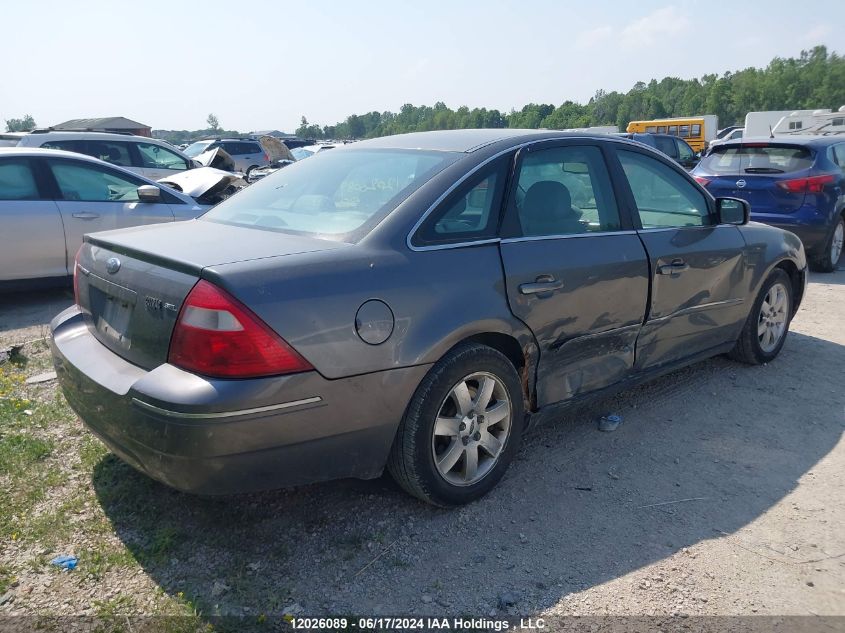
[16,131,198,181]
[0,148,204,287]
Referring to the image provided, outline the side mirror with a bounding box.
[190,159,202,169]
[716,197,750,225]
[137,185,161,203]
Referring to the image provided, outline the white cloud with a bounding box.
[575,25,614,49]
[802,24,832,42]
[620,6,691,48]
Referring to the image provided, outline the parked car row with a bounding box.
[48,130,808,506]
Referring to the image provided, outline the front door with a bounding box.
[612,147,748,370]
[43,158,175,270]
[499,141,649,407]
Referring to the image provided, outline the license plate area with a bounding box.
[87,274,137,350]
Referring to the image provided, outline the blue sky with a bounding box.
[1,0,842,132]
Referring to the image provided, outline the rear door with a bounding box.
[43,158,175,269]
[612,147,747,369]
[499,140,649,407]
[0,157,67,280]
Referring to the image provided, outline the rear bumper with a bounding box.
[50,306,429,494]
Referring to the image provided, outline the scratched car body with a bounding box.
[51,130,807,506]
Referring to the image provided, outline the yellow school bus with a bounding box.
[626,115,718,153]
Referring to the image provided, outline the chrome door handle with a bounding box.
[657,259,689,275]
[519,275,563,296]
[71,212,100,220]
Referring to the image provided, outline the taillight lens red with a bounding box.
[168,280,313,378]
[776,174,836,194]
[693,176,711,187]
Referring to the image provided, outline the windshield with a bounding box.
[700,144,814,174]
[201,148,457,240]
[183,140,214,158]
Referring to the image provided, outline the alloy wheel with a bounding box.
[757,282,789,353]
[831,220,844,267]
[431,372,512,486]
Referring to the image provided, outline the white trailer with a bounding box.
[744,109,831,138]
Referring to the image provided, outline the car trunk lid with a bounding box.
[76,219,347,370]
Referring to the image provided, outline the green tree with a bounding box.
[5,114,36,132]
[206,113,220,132]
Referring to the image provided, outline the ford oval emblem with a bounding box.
[736,179,747,189]
[106,257,121,274]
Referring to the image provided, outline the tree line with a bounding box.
[8,46,843,140]
[297,46,845,139]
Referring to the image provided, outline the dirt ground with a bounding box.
[0,267,843,625]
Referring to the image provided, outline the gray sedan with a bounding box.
[50,130,807,506]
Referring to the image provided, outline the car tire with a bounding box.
[387,343,525,506]
[729,268,793,365]
[811,214,844,273]
[245,165,258,179]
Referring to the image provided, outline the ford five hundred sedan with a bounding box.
[51,130,807,506]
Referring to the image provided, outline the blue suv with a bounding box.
[693,137,845,271]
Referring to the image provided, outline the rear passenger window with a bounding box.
[654,136,677,158]
[512,145,621,237]
[41,140,87,154]
[414,158,508,246]
[86,141,133,167]
[0,160,39,200]
[618,150,712,228]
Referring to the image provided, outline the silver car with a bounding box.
[16,131,198,181]
[0,148,202,287]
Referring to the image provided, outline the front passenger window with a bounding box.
[618,150,712,228]
[49,161,143,202]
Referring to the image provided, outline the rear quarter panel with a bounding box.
[203,243,535,381]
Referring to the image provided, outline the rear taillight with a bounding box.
[72,247,82,305]
[168,280,313,378]
[776,174,836,194]
[693,176,711,187]
[263,152,269,162]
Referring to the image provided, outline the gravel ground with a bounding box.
[0,268,843,626]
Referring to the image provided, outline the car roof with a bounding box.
[348,129,616,153]
[715,135,842,148]
[22,130,160,142]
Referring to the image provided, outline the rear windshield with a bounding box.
[201,148,457,241]
[700,144,814,174]
[183,140,214,157]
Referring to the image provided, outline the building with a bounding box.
[52,117,152,137]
